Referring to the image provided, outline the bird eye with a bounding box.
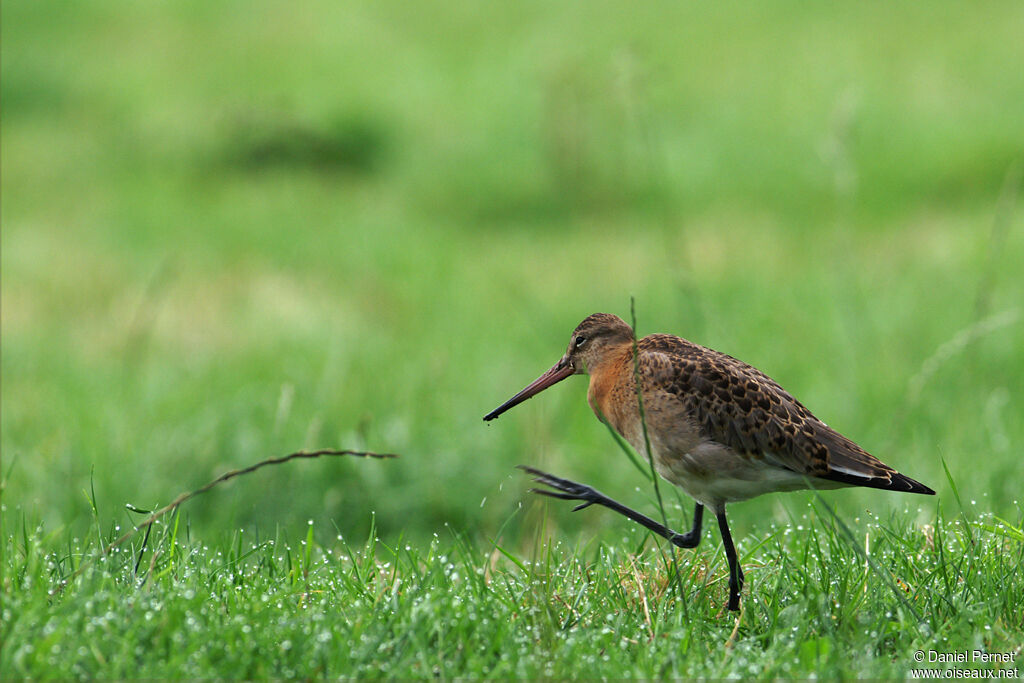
[575,335,586,348]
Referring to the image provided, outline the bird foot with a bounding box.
[518,466,611,511]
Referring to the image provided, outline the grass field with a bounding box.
[3,0,1024,678]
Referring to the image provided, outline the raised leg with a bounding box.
[715,509,744,611]
[519,466,704,550]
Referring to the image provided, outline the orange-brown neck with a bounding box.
[585,342,634,424]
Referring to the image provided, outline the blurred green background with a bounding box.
[3,0,1023,547]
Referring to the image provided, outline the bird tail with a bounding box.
[815,427,936,495]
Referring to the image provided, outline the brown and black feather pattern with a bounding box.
[637,333,935,495]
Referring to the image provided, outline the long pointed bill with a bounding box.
[483,357,574,421]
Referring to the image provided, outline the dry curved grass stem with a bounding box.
[55,448,398,592]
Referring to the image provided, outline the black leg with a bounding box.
[716,509,744,611]
[519,466,703,550]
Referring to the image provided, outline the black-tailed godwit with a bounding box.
[484,312,934,611]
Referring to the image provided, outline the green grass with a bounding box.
[5,496,1023,678]
[3,0,1024,678]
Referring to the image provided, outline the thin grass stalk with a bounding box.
[629,297,687,603]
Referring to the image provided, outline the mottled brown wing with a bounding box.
[638,334,901,484]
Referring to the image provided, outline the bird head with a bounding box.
[483,313,634,421]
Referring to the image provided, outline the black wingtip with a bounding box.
[890,471,936,495]
[822,469,936,495]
